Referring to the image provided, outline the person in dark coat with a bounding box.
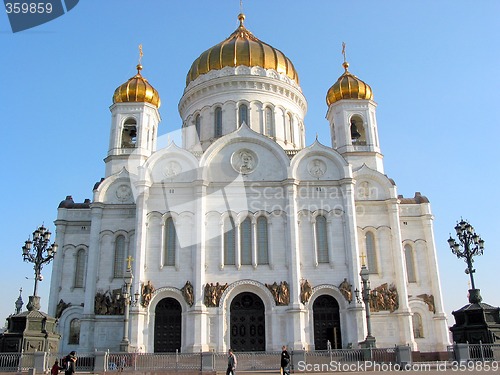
[281,345,290,375]
[226,349,237,375]
[64,351,77,375]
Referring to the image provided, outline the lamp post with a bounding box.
[22,225,58,311]
[119,256,140,352]
[448,219,484,304]
[355,257,376,349]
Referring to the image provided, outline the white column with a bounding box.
[420,207,450,350]
[130,183,150,351]
[219,218,225,270]
[235,221,241,270]
[79,204,103,352]
[327,217,335,268]
[340,184,365,346]
[386,199,416,349]
[268,217,274,269]
[252,219,258,268]
[48,219,67,316]
[311,218,319,267]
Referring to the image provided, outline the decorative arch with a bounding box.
[121,117,138,148]
[348,114,366,145]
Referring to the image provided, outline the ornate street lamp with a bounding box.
[355,255,377,348]
[447,219,484,303]
[22,224,58,311]
[117,256,139,352]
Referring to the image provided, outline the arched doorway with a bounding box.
[313,295,342,349]
[230,292,265,351]
[154,297,182,352]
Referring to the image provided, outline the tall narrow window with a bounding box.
[122,118,137,148]
[238,104,248,127]
[74,249,86,288]
[257,216,269,264]
[224,216,235,265]
[195,114,201,142]
[69,318,80,345]
[113,235,126,278]
[214,107,222,138]
[365,232,378,273]
[412,313,424,338]
[404,244,417,283]
[316,215,329,263]
[288,113,294,144]
[350,115,366,145]
[265,107,275,137]
[240,217,252,265]
[165,217,176,266]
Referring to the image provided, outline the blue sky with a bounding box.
[1,1,499,336]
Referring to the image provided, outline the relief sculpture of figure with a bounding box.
[300,279,312,304]
[338,278,352,303]
[181,281,194,307]
[417,293,435,313]
[141,280,155,308]
[55,299,71,319]
[278,281,290,305]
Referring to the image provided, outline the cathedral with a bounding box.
[48,13,450,354]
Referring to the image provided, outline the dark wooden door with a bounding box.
[230,292,265,351]
[313,295,342,349]
[154,298,182,352]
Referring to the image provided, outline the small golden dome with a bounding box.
[113,64,161,108]
[186,13,299,86]
[326,62,373,106]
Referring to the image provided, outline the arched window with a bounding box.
[74,249,86,288]
[238,104,248,127]
[68,318,80,345]
[224,216,236,265]
[287,113,294,144]
[257,216,269,264]
[195,114,201,142]
[265,107,275,137]
[214,107,223,138]
[164,217,176,266]
[404,244,417,283]
[365,232,378,273]
[350,115,366,145]
[412,313,424,338]
[113,235,126,278]
[240,217,252,265]
[316,215,329,263]
[122,118,137,148]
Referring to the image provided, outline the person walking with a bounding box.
[281,345,290,375]
[226,349,237,375]
[50,360,61,375]
[63,351,77,375]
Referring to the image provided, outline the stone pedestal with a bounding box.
[0,310,60,352]
[450,289,500,344]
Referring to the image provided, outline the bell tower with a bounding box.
[105,57,161,177]
[325,46,383,173]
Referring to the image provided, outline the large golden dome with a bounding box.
[113,64,161,108]
[186,14,299,86]
[326,62,373,106]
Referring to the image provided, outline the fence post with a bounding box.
[395,345,412,369]
[454,343,470,363]
[94,351,107,373]
[33,351,46,374]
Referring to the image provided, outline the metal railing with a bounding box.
[0,352,34,372]
[469,342,500,361]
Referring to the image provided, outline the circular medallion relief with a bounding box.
[163,160,182,178]
[231,149,258,174]
[308,159,326,178]
[116,184,132,201]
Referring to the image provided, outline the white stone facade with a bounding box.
[48,25,449,355]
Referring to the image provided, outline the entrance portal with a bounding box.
[313,295,342,349]
[230,292,265,351]
[154,297,181,352]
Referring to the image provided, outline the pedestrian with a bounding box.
[281,345,290,375]
[63,351,77,375]
[226,349,237,375]
[50,360,60,375]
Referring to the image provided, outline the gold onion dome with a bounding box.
[113,64,161,108]
[326,61,373,106]
[186,13,299,86]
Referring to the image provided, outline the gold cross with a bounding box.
[126,255,134,270]
[138,44,143,65]
[359,253,367,266]
[342,42,347,63]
